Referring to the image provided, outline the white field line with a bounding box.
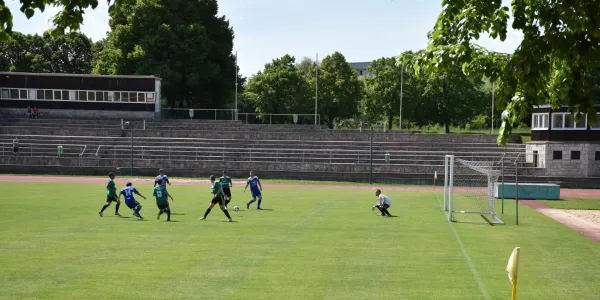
[434,192,491,300]
[291,201,332,228]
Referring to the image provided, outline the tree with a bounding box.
[244,54,312,121]
[363,57,402,129]
[401,1,600,145]
[310,52,363,128]
[93,0,237,108]
[0,31,93,73]
[296,56,315,78]
[0,0,134,41]
[421,67,487,133]
[38,31,94,73]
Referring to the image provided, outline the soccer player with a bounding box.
[373,189,393,217]
[244,170,263,210]
[118,182,147,220]
[153,178,174,221]
[220,171,233,206]
[99,172,121,217]
[154,169,171,187]
[199,175,233,222]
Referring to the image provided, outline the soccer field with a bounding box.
[1,180,599,300]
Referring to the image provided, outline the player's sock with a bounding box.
[135,207,142,219]
[248,199,255,205]
[257,199,262,208]
[225,200,231,206]
[384,209,392,216]
[203,208,212,218]
[166,209,171,221]
[222,208,232,219]
[115,202,121,214]
[100,204,109,213]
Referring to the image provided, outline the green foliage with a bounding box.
[0,0,135,41]
[244,54,312,122]
[0,31,94,73]
[363,57,403,129]
[314,52,363,127]
[467,114,489,130]
[93,0,239,108]
[400,0,600,145]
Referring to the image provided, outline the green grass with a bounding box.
[539,198,600,210]
[1,181,599,299]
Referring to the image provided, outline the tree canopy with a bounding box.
[93,0,237,108]
[0,0,134,41]
[0,31,94,73]
[399,0,600,144]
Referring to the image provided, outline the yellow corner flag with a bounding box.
[506,247,521,300]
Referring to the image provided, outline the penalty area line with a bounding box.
[291,202,332,228]
[434,193,491,300]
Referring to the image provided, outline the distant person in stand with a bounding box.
[12,137,18,155]
[32,107,39,119]
[25,106,32,119]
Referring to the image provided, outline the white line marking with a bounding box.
[435,193,491,300]
[291,202,332,228]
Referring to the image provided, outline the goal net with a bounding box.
[443,154,504,225]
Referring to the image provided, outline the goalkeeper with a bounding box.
[372,189,393,217]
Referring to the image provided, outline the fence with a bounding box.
[0,141,519,165]
[160,108,320,125]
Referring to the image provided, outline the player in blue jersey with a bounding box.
[244,170,264,210]
[154,169,171,187]
[118,182,147,220]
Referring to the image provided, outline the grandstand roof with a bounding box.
[0,72,161,80]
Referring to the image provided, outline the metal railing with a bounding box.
[237,113,320,125]
[0,141,525,166]
[161,108,237,120]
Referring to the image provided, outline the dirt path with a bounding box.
[521,200,600,243]
[2,175,599,243]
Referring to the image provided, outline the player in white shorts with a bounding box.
[373,189,393,217]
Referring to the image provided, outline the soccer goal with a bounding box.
[443,154,504,225]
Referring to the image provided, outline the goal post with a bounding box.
[444,154,504,225]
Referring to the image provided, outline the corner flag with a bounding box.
[433,171,437,189]
[506,247,521,300]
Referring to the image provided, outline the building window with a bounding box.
[10,89,19,99]
[532,113,549,130]
[20,89,28,99]
[28,89,36,100]
[88,91,95,101]
[146,92,155,102]
[571,151,581,160]
[44,90,53,100]
[78,91,87,101]
[551,112,587,130]
[107,92,115,101]
[591,113,600,130]
[553,151,562,160]
[62,91,69,100]
[1,89,8,99]
[54,90,61,100]
[69,90,77,100]
[596,151,600,161]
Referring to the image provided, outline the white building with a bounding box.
[348,62,373,79]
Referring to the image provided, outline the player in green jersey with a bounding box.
[200,175,232,222]
[219,171,233,206]
[99,172,121,217]
[153,178,174,221]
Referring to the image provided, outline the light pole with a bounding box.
[491,82,495,134]
[235,51,238,121]
[315,53,319,125]
[399,63,404,130]
[125,121,133,176]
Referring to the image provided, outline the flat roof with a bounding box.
[0,72,161,80]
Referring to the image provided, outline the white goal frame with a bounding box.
[443,154,505,225]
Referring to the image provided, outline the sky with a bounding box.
[6,0,523,77]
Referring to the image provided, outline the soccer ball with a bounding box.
[233,206,239,211]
